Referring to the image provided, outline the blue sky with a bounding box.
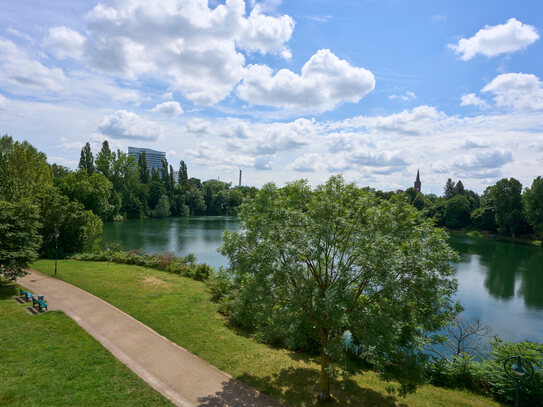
[1,0,542,193]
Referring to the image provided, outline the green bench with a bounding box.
[19,289,48,312]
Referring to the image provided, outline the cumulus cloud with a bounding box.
[460,93,489,109]
[185,141,269,170]
[152,101,184,117]
[237,49,375,112]
[289,153,323,172]
[449,18,539,61]
[482,73,543,111]
[44,26,85,60]
[44,0,294,105]
[389,91,416,101]
[452,148,513,178]
[98,110,163,141]
[0,37,67,95]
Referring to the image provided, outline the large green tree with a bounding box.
[0,200,41,284]
[524,176,543,237]
[56,170,114,220]
[491,178,524,238]
[444,195,471,228]
[0,135,52,201]
[221,176,458,400]
[95,140,114,179]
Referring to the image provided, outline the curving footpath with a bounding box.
[18,269,281,407]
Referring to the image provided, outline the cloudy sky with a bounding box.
[1,0,542,193]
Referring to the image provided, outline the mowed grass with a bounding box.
[0,281,172,407]
[32,260,502,407]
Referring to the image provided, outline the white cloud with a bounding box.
[237,5,294,58]
[237,49,374,112]
[431,15,447,23]
[0,37,67,95]
[482,73,543,111]
[452,149,513,178]
[44,26,85,60]
[460,93,489,109]
[185,141,269,170]
[152,101,184,117]
[449,18,539,61]
[389,91,416,101]
[98,110,163,141]
[288,153,324,172]
[46,0,294,105]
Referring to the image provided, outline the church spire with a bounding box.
[414,169,421,192]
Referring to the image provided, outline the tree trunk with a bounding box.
[317,327,331,402]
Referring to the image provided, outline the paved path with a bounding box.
[18,270,281,407]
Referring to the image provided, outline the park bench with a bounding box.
[36,299,48,312]
[19,289,34,302]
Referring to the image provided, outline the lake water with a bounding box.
[102,217,543,343]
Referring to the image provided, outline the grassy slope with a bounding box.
[0,281,172,407]
[32,260,502,407]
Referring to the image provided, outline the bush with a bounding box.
[72,249,216,284]
[427,339,543,406]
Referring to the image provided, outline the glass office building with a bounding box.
[128,146,166,171]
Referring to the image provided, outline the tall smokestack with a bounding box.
[239,170,242,187]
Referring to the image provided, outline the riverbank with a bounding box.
[447,227,542,247]
[31,259,501,407]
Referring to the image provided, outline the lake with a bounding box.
[102,217,543,343]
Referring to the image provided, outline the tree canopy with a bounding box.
[221,176,459,400]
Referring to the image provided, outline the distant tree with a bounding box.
[148,180,166,209]
[470,188,497,231]
[138,151,149,184]
[95,141,113,179]
[171,191,189,217]
[185,188,206,215]
[0,135,52,202]
[187,177,202,191]
[178,160,188,185]
[464,189,480,211]
[152,194,170,218]
[491,178,524,238]
[51,163,71,179]
[78,142,94,175]
[0,200,41,285]
[221,176,458,400]
[168,165,175,197]
[444,178,456,199]
[524,176,543,237]
[445,195,471,228]
[454,180,465,196]
[227,188,244,213]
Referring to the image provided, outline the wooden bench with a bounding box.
[20,289,34,302]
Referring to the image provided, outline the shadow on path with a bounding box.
[197,378,283,407]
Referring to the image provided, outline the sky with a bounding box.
[1,0,542,194]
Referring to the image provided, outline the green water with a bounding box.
[102,217,543,342]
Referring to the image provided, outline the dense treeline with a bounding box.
[0,135,102,283]
[377,177,543,239]
[55,141,257,221]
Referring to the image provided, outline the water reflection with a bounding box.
[448,233,543,341]
[103,219,543,342]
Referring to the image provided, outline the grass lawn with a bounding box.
[0,280,172,407]
[32,260,503,407]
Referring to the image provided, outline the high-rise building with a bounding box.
[128,146,166,171]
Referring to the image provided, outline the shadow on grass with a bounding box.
[0,280,18,300]
[198,367,407,407]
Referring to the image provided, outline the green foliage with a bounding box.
[57,170,114,220]
[221,175,459,400]
[444,178,456,200]
[151,194,171,218]
[0,135,52,202]
[524,176,543,237]
[491,178,525,238]
[428,339,543,406]
[73,250,214,283]
[445,195,472,228]
[95,140,113,179]
[0,200,41,283]
[178,160,188,185]
[185,188,206,215]
[78,142,94,175]
[38,188,103,256]
[50,163,71,179]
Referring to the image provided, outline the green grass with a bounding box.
[0,280,172,407]
[31,260,503,407]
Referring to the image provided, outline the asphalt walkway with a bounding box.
[18,269,281,407]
